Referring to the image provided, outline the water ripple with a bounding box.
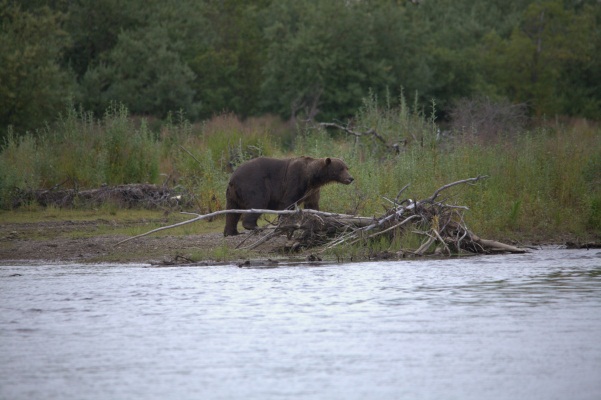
[1,249,600,400]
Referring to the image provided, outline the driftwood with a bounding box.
[12,183,193,209]
[115,208,357,246]
[117,176,525,257]
[237,176,525,256]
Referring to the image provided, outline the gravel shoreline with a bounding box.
[0,219,291,265]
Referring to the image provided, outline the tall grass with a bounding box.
[309,94,600,242]
[164,113,287,212]
[0,105,286,211]
[0,104,160,195]
[1,100,599,242]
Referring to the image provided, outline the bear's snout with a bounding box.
[342,176,354,184]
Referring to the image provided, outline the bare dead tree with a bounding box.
[450,97,528,140]
[318,122,407,154]
[290,86,324,124]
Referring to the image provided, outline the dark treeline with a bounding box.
[1,0,600,138]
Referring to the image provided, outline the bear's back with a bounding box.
[230,157,292,183]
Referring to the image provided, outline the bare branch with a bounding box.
[395,183,411,202]
[425,175,488,203]
[318,122,403,152]
[179,146,203,166]
[115,208,360,246]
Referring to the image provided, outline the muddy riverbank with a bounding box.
[0,216,292,265]
[0,211,596,265]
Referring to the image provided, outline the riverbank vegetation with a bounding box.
[1,0,600,258]
[1,94,599,249]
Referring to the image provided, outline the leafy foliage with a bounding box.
[1,0,600,138]
[261,0,396,120]
[189,0,267,119]
[79,26,200,119]
[0,1,73,138]
[479,0,594,116]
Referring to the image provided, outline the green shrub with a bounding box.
[101,104,160,184]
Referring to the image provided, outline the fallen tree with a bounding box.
[117,176,525,257]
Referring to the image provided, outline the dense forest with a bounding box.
[1,0,600,138]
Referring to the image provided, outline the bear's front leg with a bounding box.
[303,190,321,210]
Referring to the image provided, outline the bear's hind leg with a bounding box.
[223,190,241,236]
[224,212,241,236]
[241,190,270,231]
[242,213,261,231]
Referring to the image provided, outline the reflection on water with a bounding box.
[1,249,600,400]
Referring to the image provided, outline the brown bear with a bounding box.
[223,156,354,236]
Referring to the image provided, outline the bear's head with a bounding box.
[321,157,354,185]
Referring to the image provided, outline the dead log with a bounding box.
[470,235,525,254]
[15,184,193,209]
[233,176,525,255]
[115,208,360,246]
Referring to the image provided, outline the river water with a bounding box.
[1,248,600,400]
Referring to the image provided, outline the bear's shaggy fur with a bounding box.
[223,156,354,236]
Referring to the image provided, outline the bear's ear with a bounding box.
[325,157,331,166]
